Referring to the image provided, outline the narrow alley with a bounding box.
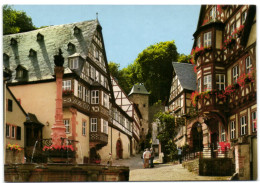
[113,154,231,181]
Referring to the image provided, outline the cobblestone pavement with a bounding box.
[113,154,231,181]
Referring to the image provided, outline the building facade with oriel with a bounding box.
[3,19,135,163]
[170,5,256,180]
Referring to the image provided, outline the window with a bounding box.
[84,88,90,103]
[6,124,10,137]
[69,57,79,69]
[82,121,86,136]
[91,118,97,132]
[11,126,16,138]
[216,74,225,90]
[230,23,236,38]
[64,119,70,134]
[62,80,71,91]
[230,121,235,139]
[101,75,104,86]
[103,120,108,134]
[78,85,83,99]
[221,126,226,142]
[197,36,201,48]
[204,32,212,47]
[16,126,21,140]
[240,116,247,136]
[7,99,13,112]
[241,11,247,24]
[103,93,109,109]
[252,111,257,132]
[16,70,23,78]
[209,6,216,20]
[95,70,99,82]
[232,65,239,82]
[203,75,212,91]
[99,51,102,62]
[91,90,99,104]
[198,78,201,92]
[245,56,252,73]
[90,65,95,79]
[114,109,118,121]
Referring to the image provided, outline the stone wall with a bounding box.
[4,163,129,182]
[199,158,234,176]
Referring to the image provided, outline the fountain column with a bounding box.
[51,49,66,146]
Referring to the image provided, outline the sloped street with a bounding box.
[113,154,231,181]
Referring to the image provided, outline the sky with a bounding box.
[11,5,200,69]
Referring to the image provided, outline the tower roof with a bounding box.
[128,83,149,96]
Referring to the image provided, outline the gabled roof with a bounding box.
[128,84,149,96]
[24,113,44,126]
[172,62,196,91]
[3,20,99,83]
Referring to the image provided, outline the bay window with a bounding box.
[204,32,212,47]
[91,90,99,104]
[203,75,212,91]
[62,80,71,91]
[91,118,97,132]
[216,74,225,90]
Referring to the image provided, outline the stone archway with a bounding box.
[116,139,123,159]
[190,122,203,152]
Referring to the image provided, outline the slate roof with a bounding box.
[172,62,196,91]
[3,19,99,83]
[128,83,149,96]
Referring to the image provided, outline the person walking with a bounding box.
[177,147,182,164]
[150,148,155,168]
[143,148,151,168]
[107,152,113,166]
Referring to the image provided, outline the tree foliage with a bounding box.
[155,111,178,161]
[134,41,178,104]
[3,5,36,35]
[177,54,191,63]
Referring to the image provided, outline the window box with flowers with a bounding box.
[232,25,245,38]
[43,144,75,163]
[6,143,23,164]
[62,89,74,96]
[237,69,255,87]
[223,36,236,49]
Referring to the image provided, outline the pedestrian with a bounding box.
[177,147,182,164]
[150,148,155,168]
[142,150,145,168]
[143,148,151,168]
[107,152,113,166]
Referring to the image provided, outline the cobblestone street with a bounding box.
[113,154,231,181]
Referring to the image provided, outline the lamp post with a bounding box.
[196,123,202,158]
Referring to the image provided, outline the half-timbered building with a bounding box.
[3,19,134,163]
[183,5,256,180]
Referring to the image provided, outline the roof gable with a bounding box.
[172,62,196,91]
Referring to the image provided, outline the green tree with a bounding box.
[134,41,178,104]
[155,111,177,162]
[177,54,191,63]
[3,5,36,35]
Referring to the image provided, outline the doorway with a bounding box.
[116,139,123,159]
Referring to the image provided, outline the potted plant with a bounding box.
[6,143,23,164]
[43,144,75,163]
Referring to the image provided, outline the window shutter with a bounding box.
[16,126,21,140]
[74,80,78,97]
[101,119,103,133]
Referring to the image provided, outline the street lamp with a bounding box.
[196,123,202,158]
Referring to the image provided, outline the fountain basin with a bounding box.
[5,163,129,182]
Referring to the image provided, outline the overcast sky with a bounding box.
[10,5,200,68]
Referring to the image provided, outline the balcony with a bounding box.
[90,132,108,146]
[63,94,90,113]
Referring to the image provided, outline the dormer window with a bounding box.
[69,57,79,69]
[67,42,75,51]
[37,33,44,41]
[10,38,17,46]
[15,65,27,79]
[3,53,9,60]
[29,49,37,57]
[74,26,81,35]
